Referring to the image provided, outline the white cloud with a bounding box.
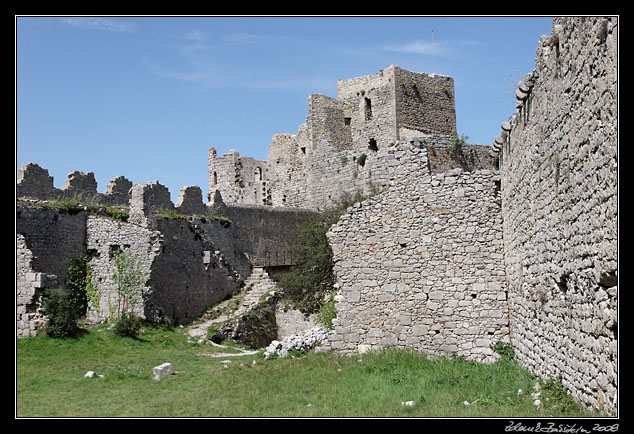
[61,17,138,33]
[221,33,266,44]
[184,30,206,42]
[383,39,478,57]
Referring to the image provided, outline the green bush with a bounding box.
[316,294,337,329]
[451,129,469,154]
[112,250,144,318]
[42,288,79,338]
[112,312,141,338]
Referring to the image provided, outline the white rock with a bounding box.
[152,362,174,380]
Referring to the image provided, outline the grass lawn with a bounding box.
[16,323,601,418]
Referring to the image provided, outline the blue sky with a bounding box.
[16,16,554,202]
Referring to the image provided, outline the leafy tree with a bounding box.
[278,190,367,315]
[67,254,91,316]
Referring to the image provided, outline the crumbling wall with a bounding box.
[496,16,618,413]
[16,163,133,207]
[336,66,398,151]
[16,169,315,330]
[84,215,161,323]
[207,148,271,206]
[321,140,507,362]
[16,205,88,289]
[147,217,242,325]
[307,94,353,152]
[394,68,456,137]
[16,205,86,337]
[17,234,61,337]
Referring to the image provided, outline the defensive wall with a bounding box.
[494,16,618,413]
[16,166,314,336]
[321,141,506,364]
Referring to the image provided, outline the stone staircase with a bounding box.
[239,267,277,307]
[186,267,277,343]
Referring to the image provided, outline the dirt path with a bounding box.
[196,341,259,358]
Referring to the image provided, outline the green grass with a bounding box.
[16,323,600,418]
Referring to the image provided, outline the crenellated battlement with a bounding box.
[16,162,218,221]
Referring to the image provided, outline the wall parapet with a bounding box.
[16,163,134,207]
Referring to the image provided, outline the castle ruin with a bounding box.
[16,17,617,414]
[208,65,466,210]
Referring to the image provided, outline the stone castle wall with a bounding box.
[495,16,618,413]
[393,68,456,137]
[210,135,496,212]
[321,140,507,362]
[16,207,87,337]
[16,166,314,336]
[16,163,133,207]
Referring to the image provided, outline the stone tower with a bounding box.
[208,65,457,209]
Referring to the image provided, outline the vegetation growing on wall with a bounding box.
[111,251,145,338]
[18,197,130,222]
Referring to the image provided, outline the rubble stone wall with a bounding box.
[322,140,507,363]
[496,16,618,413]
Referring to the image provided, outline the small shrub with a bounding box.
[540,375,586,414]
[491,341,515,362]
[211,215,232,227]
[491,342,515,362]
[42,288,79,338]
[316,294,337,329]
[357,153,367,167]
[157,209,188,220]
[100,207,129,222]
[206,324,224,344]
[41,198,82,214]
[112,312,141,338]
[451,130,469,154]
